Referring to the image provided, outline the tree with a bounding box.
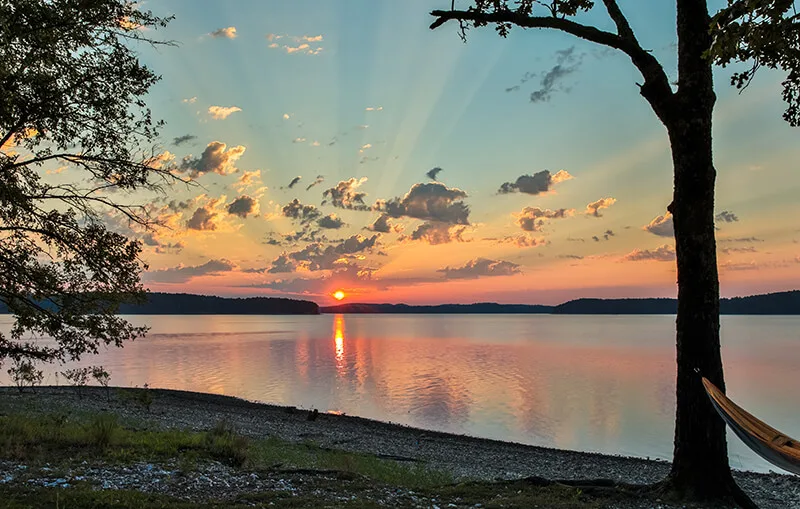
[0,1,177,367]
[429,1,799,507]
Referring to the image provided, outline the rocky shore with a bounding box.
[2,386,799,508]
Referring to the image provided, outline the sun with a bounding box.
[333,290,346,301]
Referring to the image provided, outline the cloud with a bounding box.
[45,165,67,175]
[227,195,259,218]
[380,182,470,224]
[359,143,372,153]
[603,229,615,240]
[623,244,676,262]
[292,137,307,143]
[365,106,383,111]
[322,177,370,210]
[426,167,443,181]
[180,141,246,178]
[720,260,758,271]
[406,222,468,245]
[145,259,235,283]
[644,212,674,237]
[438,258,521,280]
[515,207,574,232]
[208,106,242,120]
[210,27,237,39]
[318,214,345,229]
[492,235,546,248]
[305,175,324,191]
[300,35,323,42]
[585,197,617,217]
[282,113,290,119]
[271,234,379,273]
[173,134,197,146]
[232,170,263,193]
[715,210,739,223]
[154,242,185,255]
[719,237,764,243]
[287,176,302,189]
[268,254,297,274]
[366,214,401,233]
[721,246,757,254]
[186,206,219,231]
[267,35,324,55]
[182,97,197,104]
[559,254,584,260]
[282,198,321,224]
[529,46,584,103]
[498,169,572,195]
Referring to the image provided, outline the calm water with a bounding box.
[2,314,799,473]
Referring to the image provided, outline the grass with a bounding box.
[0,404,648,508]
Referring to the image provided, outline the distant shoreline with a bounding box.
[1,290,798,315]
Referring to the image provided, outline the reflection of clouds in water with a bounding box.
[407,372,472,427]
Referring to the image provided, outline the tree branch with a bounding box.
[601,0,637,41]
[429,8,677,123]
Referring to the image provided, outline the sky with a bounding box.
[46,1,800,305]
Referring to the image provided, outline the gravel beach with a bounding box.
[2,386,799,508]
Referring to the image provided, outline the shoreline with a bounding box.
[2,385,800,508]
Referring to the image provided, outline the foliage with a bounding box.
[6,359,43,392]
[61,367,90,398]
[0,0,180,366]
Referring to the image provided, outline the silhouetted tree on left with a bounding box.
[0,0,177,369]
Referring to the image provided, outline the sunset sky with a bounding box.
[46,1,800,305]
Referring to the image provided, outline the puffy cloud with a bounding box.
[318,214,345,229]
[154,241,185,255]
[173,134,197,146]
[359,143,372,153]
[426,167,443,181]
[498,169,573,195]
[210,27,237,39]
[186,206,219,231]
[267,35,324,55]
[438,258,521,280]
[287,176,302,189]
[208,106,242,120]
[227,195,259,218]
[322,177,370,210]
[643,212,674,237]
[515,207,574,232]
[268,254,297,274]
[145,259,235,283]
[623,244,676,262]
[282,198,321,224]
[270,234,379,273]
[182,97,197,104]
[407,222,468,245]
[715,210,739,223]
[585,197,617,217]
[367,214,401,233]
[380,182,469,224]
[180,141,246,178]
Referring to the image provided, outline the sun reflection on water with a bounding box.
[334,314,345,374]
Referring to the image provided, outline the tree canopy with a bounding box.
[0,0,176,366]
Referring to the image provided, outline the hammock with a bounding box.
[702,377,800,475]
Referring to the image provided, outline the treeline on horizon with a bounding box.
[1,291,798,316]
[321,290,800,315]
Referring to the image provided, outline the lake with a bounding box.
[1,313,798,473]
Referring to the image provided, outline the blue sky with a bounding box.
[87,0,800,304]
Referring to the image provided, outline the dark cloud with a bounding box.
[282,199,321,224]
[269,234,380,273]
[180,141,246,178]
[498,169,572,195]
[585,197,617,217]
[227,195,258,218]
[367,214,394,233]
[305,175,324,191]
[516,207,574,232]
[507,46,585,102]
[186,207,218,231]
[719,237,764,243]
[603,230,615,240]
[438,258,521,280]
[155,241,185,255]
[287,176,302,189]
[317,214,345,229]
[407,222,468,245]
[566,236,585,242]
[592,236,601,242]
[322,178,370,210]
[623,245,676,262]
[268,254,297,274]
[715,210,739,223]
[380,182,469,224]
[559,254,584,260]
[167,199,191,211]
[145,259,235,283]
[426,167,443,181]
[142,233,159,246]
[643,213,674,237]
[173,134,197,146]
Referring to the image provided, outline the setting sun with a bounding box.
[333,290,345,301]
